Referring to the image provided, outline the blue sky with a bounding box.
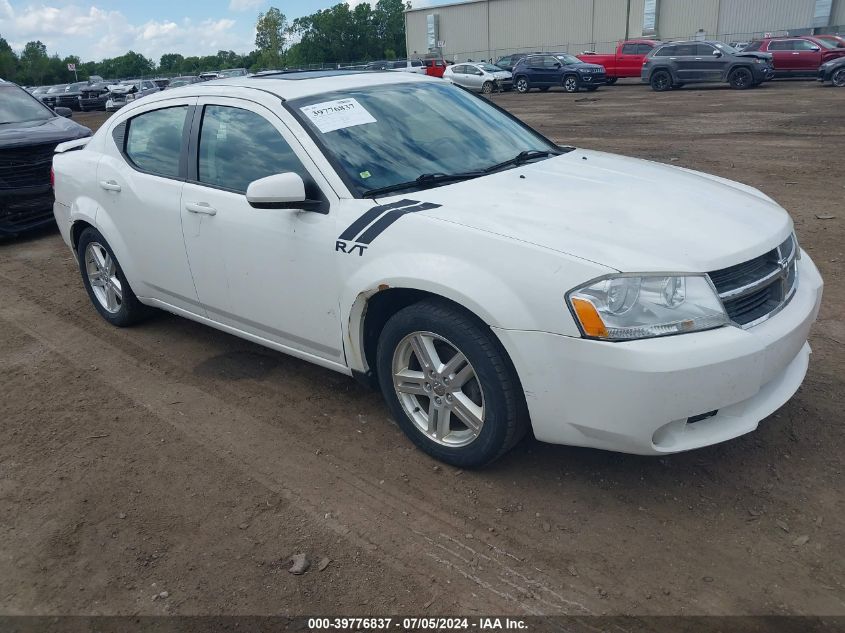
[0,0,454,61]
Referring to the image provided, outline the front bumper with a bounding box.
[579,73,607,86]
[0,186,56,236]
[494,253,823,455]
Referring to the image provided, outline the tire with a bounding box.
[514,76,530,93]
[833,68,845,87]
[728,66,753,89]
[605,77,618,85]
[376,299,528,468]
[562,74,580,93]
[481,81,494,94]
[650,70,672,92]
[77,227,150,327]
[538,86,550,92]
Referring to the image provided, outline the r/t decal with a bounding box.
[336,199,441,256]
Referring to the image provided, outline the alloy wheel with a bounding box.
[391,331,485,448]
[564,76,579,92]
[516,78,528,93]
[833,69,845,87]
[85,242,123,314]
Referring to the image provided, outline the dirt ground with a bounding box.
[1,80,843,618]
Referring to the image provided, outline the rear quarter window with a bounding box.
[123,106,188,178]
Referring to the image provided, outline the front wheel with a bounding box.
[481,81,494,94]
[377,299,528,467]
[832,68,845,87]
[77,227,150,327]
[728,67,753,89]
[562,75,580,92]
[514,77,530,93]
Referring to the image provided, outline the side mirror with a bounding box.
[712,50,722,57]
[810,46,820,51]
[246,172,324,212]
[54,107,73,118]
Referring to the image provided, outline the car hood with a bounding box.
[573,63,605,71]
[736,51,773,61]
[490,71,512,79]
[107,84,136,94]
[382,149,792,273]
[0,116,92,150]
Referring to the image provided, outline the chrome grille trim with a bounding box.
[708,235,799,329]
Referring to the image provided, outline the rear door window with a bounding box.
[124,106,188,178]
[622,44,638,55]
[768,40,794,51]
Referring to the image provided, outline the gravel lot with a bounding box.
[1,80,843,617]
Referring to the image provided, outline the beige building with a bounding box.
[406,0,845,61]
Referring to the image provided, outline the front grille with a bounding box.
[0,190,55,231]
[0,144,57,190]
[708,235,798,327]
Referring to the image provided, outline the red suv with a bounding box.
[744,36,845,76]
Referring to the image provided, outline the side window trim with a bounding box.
[113,103,195,182]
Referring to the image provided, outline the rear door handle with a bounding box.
[185,201,217,216]
[99,180,121,192]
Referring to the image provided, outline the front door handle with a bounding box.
[185,201,217,216]
[99,180,121,192]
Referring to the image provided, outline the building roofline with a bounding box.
[405,0,487,14]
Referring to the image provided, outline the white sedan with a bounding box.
[443,62,513,93]
[52,70,823,467]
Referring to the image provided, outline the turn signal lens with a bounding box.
[571,297,608,338]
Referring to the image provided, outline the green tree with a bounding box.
[255,7,287,69]
[374,0,407,59]
[0,36,17,81]
[159,53,185,74]
[20,40,50,85]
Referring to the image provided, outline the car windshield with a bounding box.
[168,79,191,87]
[478,63,501,72]
[555,54,581,64]
[48,85,68,93]
[814,38,837,50]
[0,85,53,124]
[714,42,739,54]
[290,81,560,196]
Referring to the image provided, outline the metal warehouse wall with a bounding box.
[406,0,843,62]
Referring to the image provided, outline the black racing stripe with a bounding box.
[337,199,419,242]
[356,202,441,245]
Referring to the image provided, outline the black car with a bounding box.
[79,82,113,111]
[0,81,91,236]
[818,56,845,86]
[53,81,92,110]
[641,40,774,91]
[493,52,542,72]
[38,84,69,108]
[512,53,607,93]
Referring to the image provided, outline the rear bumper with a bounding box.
[494,253,823,455]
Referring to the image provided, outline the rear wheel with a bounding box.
[832,68,845,87]
[728,67,753,89]
[650,70,672,92]
[514,76,530,93]
[481,81,494,94]
[77,227,150,327]
[562,75,580,93]
[376,299,528,467]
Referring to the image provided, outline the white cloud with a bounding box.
[228,0,264,12]
[0,3,254,62]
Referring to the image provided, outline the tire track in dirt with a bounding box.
[0,278,600,617]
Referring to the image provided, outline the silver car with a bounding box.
[105,80,159,111]
[443,62,512,93]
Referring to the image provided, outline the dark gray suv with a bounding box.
[641,40,774,91]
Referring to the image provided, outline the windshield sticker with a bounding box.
[300,98,377,134]
[360,170,372,179]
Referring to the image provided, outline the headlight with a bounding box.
[567,274,728,341]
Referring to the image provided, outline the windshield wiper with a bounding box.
[484,149,563,174]
[363,171,485,198]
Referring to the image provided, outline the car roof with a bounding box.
[141,69,434,103]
